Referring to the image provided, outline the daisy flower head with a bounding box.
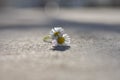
[50,27,64,38]
[54,33,70,46]
[50,27,70,46]
[43,27,70,47]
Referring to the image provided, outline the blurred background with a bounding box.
[0,0,120,8]
[0,1,120,80]
[0,0,120,26]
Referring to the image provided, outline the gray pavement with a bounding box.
[0,8,120,80]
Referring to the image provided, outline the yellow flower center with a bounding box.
[57,37,65,44]
[54,32,60,36]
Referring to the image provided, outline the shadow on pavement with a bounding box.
[50,46,70,51]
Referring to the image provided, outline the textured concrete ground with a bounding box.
[0,8,120,80]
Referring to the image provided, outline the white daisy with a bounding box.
[55,34,70,46]
[50,27,70,46]
[44,27,70,47]
[50,27,64,38]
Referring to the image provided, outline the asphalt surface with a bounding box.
[0,8,120,80]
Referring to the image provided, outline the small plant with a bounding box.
[43,27,70,47]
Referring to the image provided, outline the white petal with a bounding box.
[52,39,58,46]
[54,27,59,31]
[63,34,68,37]
[62,34,70,45]
[52,28,55,33]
